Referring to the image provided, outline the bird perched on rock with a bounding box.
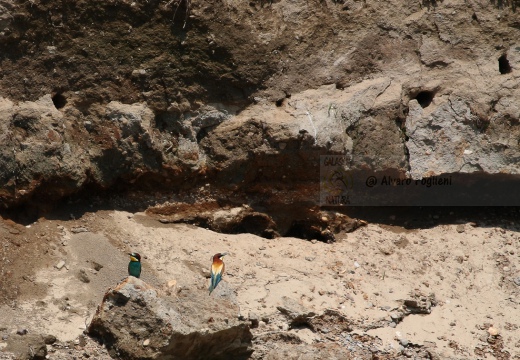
[209,252,228,295]
[128,252,142,278]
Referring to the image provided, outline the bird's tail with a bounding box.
[209,284,214,295]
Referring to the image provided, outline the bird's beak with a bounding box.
[221,252,229,257]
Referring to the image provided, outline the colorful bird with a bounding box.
[209,252,228,295]
[128,252,142,278]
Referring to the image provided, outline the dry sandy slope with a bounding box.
[1,209,519,359]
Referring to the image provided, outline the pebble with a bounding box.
[55,260,66,270]
[44,335,57,344]
[456,224,465,233]
[311,239,318,244]
[354,261,360,268]
[77,269,91,283]
[390,312,402,321]
[2,335,8,340]
[71,227,89,233]
[503,267,510,272]
[389,322,397,328]
[513,277,520,286]
[488,327,499,336]
[248,312,259,328]
[143,339,150,347]
[91,262,104,271]
[400,338,409,347]
[16,329,28,335]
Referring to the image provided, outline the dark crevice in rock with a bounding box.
[51,93,67,109]
[285,220,335,242]
[414,90,435,108]
[498,54,512,74]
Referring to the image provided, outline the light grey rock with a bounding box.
[88,277,252,360]
[406,93,520,179]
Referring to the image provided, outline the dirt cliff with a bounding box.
[1,0,520,214]
[1,1,520,359]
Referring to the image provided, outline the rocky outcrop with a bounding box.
[1,1,520,212]
[2,333,47,360]
[87,277,252,360]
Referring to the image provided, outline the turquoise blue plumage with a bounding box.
[128,252,142,278]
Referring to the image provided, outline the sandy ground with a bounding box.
[1,207,519,359]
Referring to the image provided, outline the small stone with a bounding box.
[456,224,465,233]
[79,334,87,347]
[77,269,91,283]
[143,339,150,347]
[389,322,397,328]
[2,334,8,340]
[488,327,499,336]
[71,227,89,233]
[503,267,510,272]
[354,261,360,268]
[248,312,259,328]
[400,338,409,347]
[403,349,414,357]
[311,239,318,244]
[390,312,402,322]
[305,256,315,261]
[16,329,28,335]
[55,260,66,270]
[44,334,57,344]
[487,336,497,344]
[91,262,103,271]
[450,321,456,326]
[513,277,520,286]
[167,279,177,288]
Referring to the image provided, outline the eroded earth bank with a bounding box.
[1,0,520,359]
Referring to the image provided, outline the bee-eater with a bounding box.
[209,252,228,295]
[128,252,142,278]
